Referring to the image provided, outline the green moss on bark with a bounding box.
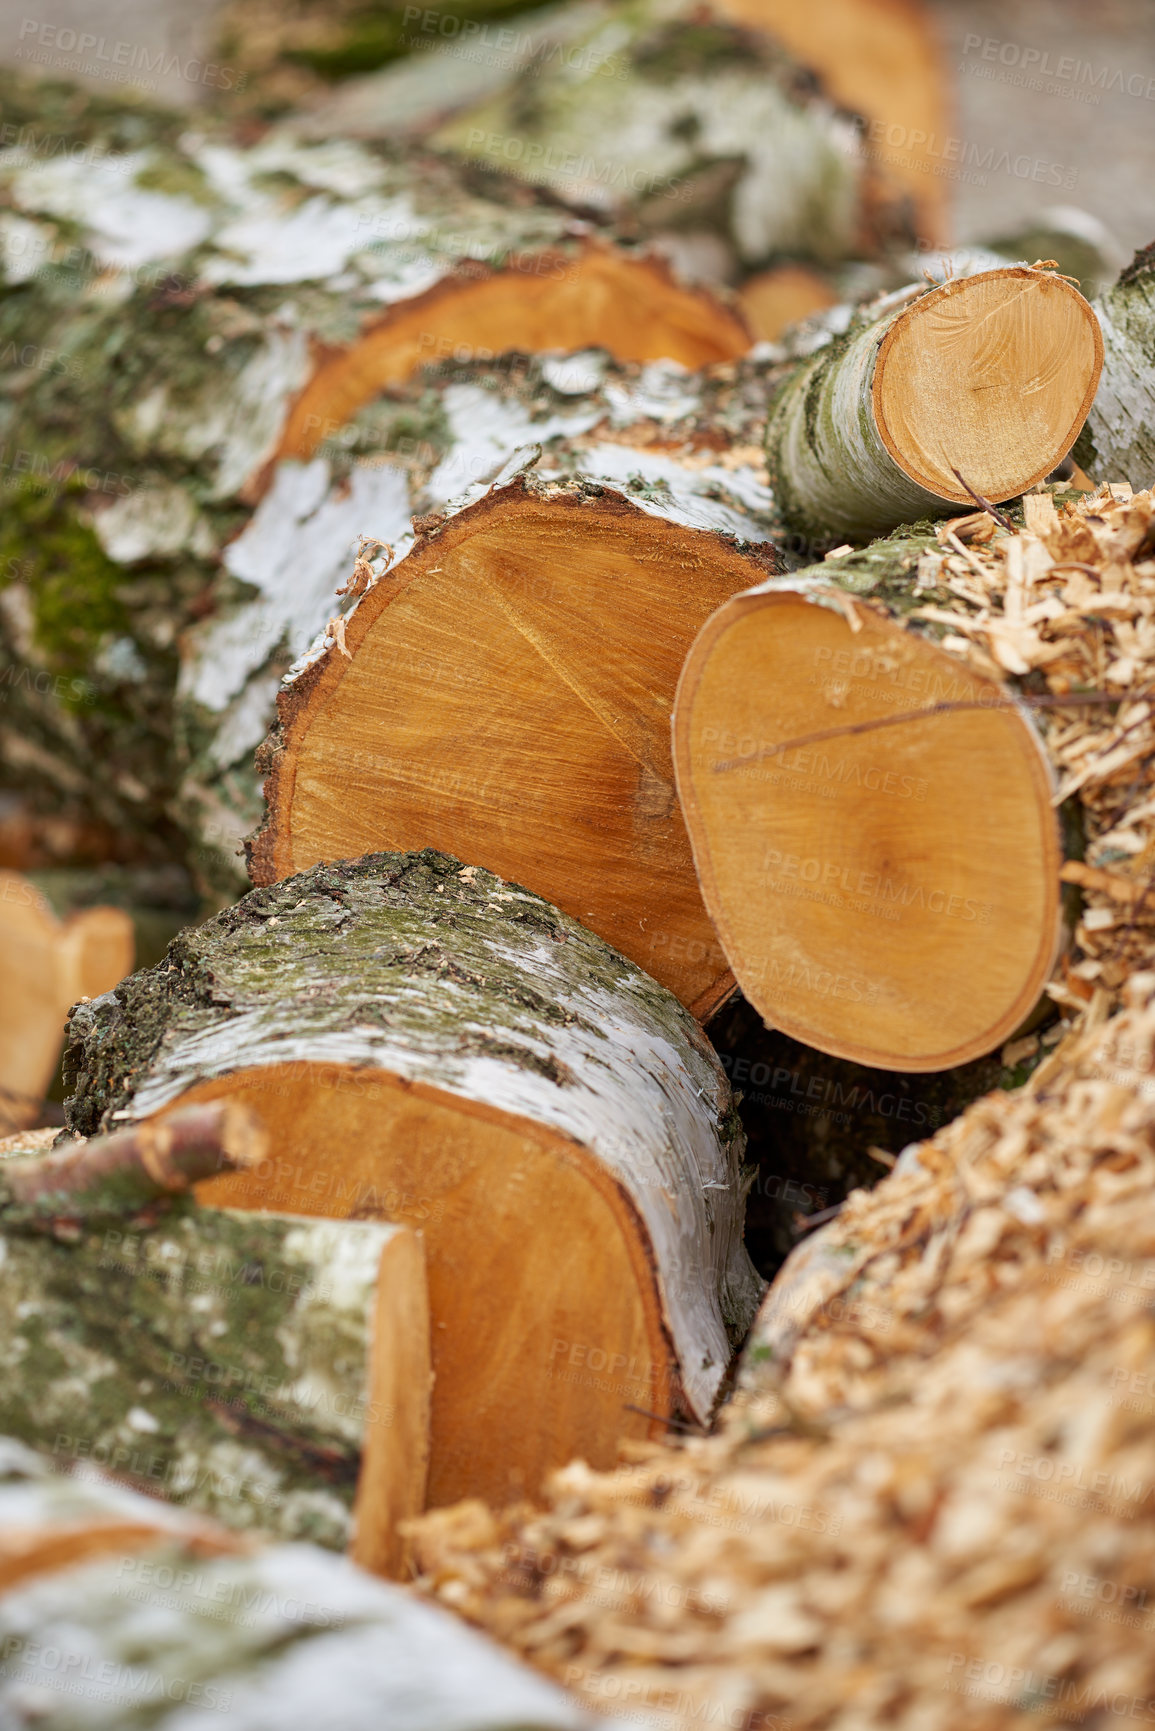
[63,848,724,1140]
[0,1205,389,1543]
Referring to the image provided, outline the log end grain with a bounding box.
[872,268,1104,507]
[673,587,1063,1070]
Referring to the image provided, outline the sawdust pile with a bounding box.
[410,860,1155,1726]
[914,482,1155,1029]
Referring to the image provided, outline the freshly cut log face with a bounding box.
[766,267,1103,542]
[673,534,1063,1071]
[61,851,762,1510]
[0,72,748,895]
[250,468,779,1015]
[0,870,133,1131]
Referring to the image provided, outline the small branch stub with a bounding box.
[0,1103,267,1228]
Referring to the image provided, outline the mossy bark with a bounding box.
[61,847,763,1419]
[0,71,703,895]
[0,1202,402,1548]
[1075,244,1155,487]
[303,0,890,278]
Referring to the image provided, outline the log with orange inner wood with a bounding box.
[249,264,1113,1072]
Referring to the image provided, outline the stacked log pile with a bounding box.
[0,70,747,893]
[245,264,1101,1018]
[3,30,1155,1727]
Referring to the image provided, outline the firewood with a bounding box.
[715,0,951,248]
[60,849,763,1510]
[1076,241,1155,487]
[0,1119,430,1575]
[0,870,133,1132]
[0,71,747,897]
[246,379,780,1014]
[406,979,1155,1731]
[300,0,898,282]
[244,275,1098,1014]
[674,483,1155,1072]
[764,265,1103,543]
[0,1441,606,1730]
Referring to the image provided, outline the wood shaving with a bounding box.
[914,486,1155,1023]
[409,974,1155,1729]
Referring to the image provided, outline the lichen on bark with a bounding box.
[0,1203,397,1546]
[1075,245,1155,485]
[61,847,762,1420]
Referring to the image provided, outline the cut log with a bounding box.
[0,1434,245,1593]
[738,264,841,342]
[1076,241,1155,487]
[61,849,763,1509]
[247,398,780,1014]
[301,0,890,280]
[676,481,1155,1070]
[0,70,748,895]
[0,1442,608,1731]
[0,1119,430,1576]
[764,266,1103,543]
[673,519,1063,1071]
[714,0,951,246]
[0,870,134,1132]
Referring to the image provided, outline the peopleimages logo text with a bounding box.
[961,33,1155,101]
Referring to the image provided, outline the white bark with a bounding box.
[65,853,764,1422]
[0,1444,615,1731]
[1083,253,1155,486]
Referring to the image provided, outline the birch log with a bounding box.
[300,0,883,282]
[676,478,1155,1071]
[1077,241,1155,487]
[0,1442,613,1731]
[247,368,780,1015]
[0,71,747,893]
[672,513,1068,1072]
[60,848,763,1508]
[0,1163,430,1576]
[764,266,1103,544]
